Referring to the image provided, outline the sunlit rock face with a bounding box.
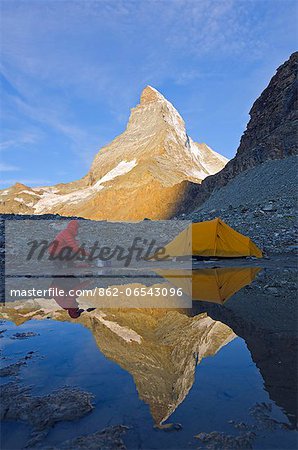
[0,86,227,220]
[0,303,235,425]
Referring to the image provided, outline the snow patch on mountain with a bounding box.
[163,102,187,143]
[186,167,209,180]
[93,159,137,189]
[188,138,200,158]
[15,198,34,207]
[34,159,137,213]
[20,190,42,197]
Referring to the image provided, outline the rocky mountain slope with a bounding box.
[181,52,298,213]
[0,87,227,221]
[188,156,298,254]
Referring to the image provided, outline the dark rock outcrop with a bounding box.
[42,425,130,450]
[181,52,298,213]
[0,383,94,447]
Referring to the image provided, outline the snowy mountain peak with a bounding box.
[140,85,166,104]
[0,86,228,220]
[129,85,186,144]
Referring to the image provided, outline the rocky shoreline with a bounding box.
[0,332,130,449]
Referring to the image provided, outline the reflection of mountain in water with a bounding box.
[1,266,297,427]
[87,310,235,424]
[0,301,235,425]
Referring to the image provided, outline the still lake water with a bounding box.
[1,265,297,449]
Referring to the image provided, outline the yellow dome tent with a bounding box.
[155,218,262,258]
[155,267,261,304]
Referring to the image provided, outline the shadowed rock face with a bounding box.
[0,304,235,425]
[0,86,227,220]
[181,52,298,213]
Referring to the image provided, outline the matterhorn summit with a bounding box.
[0,86,228,220]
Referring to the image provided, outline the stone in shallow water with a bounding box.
[154,422,182,431]
[194,430,256,449]
[1,382,94,447]
[0,361,26,377]
[0,329,7,338]
[194,402,291,449]
[10,331,39,340]
[41,425,130,450]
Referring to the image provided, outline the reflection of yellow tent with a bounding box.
[155,267,261,304]
[154,218,262,258]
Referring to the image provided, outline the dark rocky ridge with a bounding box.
[178,52,298,214]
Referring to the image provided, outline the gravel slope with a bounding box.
[188,156,298,254]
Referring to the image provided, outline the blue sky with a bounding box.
[0,0,297,188]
